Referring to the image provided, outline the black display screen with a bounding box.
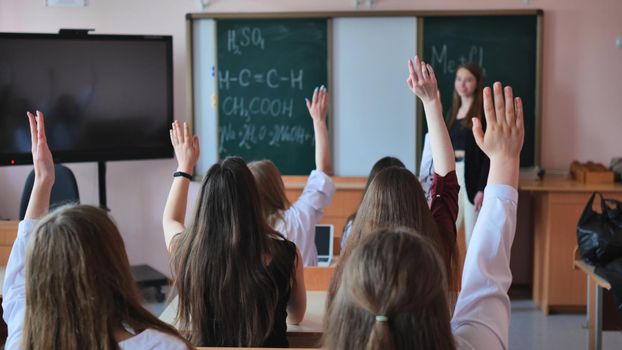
[0,32,173,165]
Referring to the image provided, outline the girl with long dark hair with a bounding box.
[162,121,306,347]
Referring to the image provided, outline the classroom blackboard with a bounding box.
[216,19,328,175]
[422,14,540,167]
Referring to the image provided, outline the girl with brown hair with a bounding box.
[326,228,454,350]
[325,81,525,350]
[249,86,335,266]
[332,56,460,300]
[3,111,191,350]
[162,121,306,347]
[339,156,405,252]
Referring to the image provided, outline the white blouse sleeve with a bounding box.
[282,170,336,266]
[451,184,517,350]
[3,219,38,350]
[418,132,434,200]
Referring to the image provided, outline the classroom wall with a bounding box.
[1,0,620,276]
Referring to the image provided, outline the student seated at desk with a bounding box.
[249,86,336,267]
[334,56,460,297]
[163,121,306,347]
[3,112,191,350]
[340,156,405,252]
[325,82,523,350]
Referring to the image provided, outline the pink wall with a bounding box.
[1,0,620,276]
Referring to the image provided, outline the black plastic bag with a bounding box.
[576,192,622,265]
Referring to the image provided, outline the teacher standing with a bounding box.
[446,63,489,248]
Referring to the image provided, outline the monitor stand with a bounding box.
[98,161,109,211]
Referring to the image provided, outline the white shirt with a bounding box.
[451,184,517,350]
[2,220,188,350]
[274,170,336,266]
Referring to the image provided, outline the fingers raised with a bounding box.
[483,87,496,127]
[183,122,190,144]
[493,82,505,125]
[171,121,180,145]
[504,86,515,126]
[27,112,38,149]
[421,60,430,81]
[35,111,46,143]
[414,56,424,82]
[515,97,524,129]
[426,64,436,83]
[320,88,328,112]
[407,58,416,78]
[312,87,319,107]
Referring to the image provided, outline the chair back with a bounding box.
[19,164,80,219]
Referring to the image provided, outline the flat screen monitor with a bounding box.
[0,32,173,165]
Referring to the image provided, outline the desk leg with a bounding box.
[587,277,603,350]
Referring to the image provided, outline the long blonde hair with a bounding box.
[23,205,190,350]
[248,159,291,227]
[324,228,455,350]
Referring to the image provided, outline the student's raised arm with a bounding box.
[24,111,55,219]
[162,120,200,250]
[407,56,455,176]
[3,111,55,350]
[452,83,523,350]
[306,86,332,175]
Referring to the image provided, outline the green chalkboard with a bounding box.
[422,14,540,167]
[216,19,328,175]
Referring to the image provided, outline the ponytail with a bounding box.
[365,316,395,350]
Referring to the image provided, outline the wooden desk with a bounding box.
[160,291,327,348]
[574,260,611,350]
[0,221,17,346]
[520,176,622,313]
[0,221,18,266]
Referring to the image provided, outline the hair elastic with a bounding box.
[375,315,388,322]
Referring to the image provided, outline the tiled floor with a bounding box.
[143,288,622,350]
[510,299,622,350]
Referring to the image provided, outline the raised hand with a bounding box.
[169,120,200,174]
[472,82,524,188]
[306,86,328,125]
[305,86,332,175]
[27,111,54,187]
[407,55,439,104]
[407,56,454,176]
[25,111,55,219]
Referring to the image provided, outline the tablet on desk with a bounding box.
[314,224,334,267]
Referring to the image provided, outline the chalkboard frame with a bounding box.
[185,9,543,179]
